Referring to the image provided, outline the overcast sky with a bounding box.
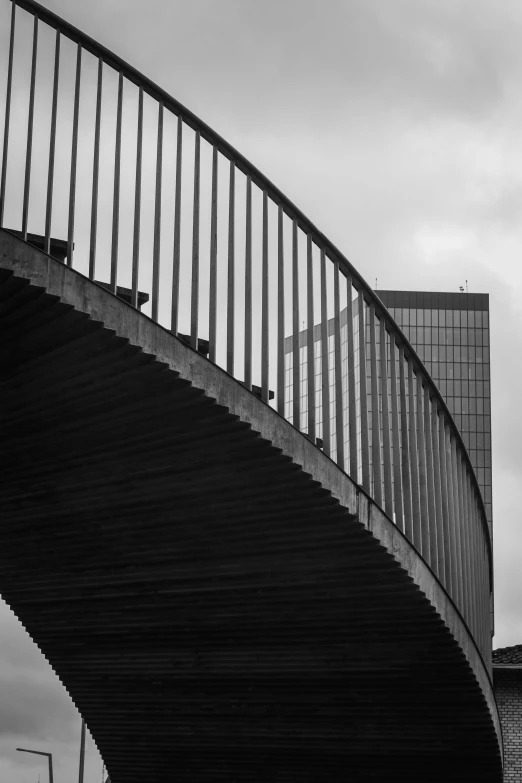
[3,0,522,780]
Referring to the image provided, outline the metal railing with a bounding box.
[0,0,492,670]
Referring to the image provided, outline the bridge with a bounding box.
[0,1,502,780]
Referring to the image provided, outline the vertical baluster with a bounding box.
[226,160,235,374]
[319,248,330,455]
[399,346,412,540]
[208,146,218,361]
[480,539,485,656]
[432,404,445,582]
[463,458,473,631]
[44,29,60,256]
[380,319,393,518]
[457,454,469,627]
[416,375,430,560]
[0,0,16,227]
[446,427,457,606]
[292,219,300,428]
[424,388,437,576]
[171,116,183,331]
[466,471,476,638]
[462,465,471,632]
[482,540,488,657]
[151,102,164,322]
[472,479,479,640]
[478,500,484,648]
[359,290,370,492]
[333,259,344,469]
[131,86,143,308]
[472,497,480,644]
[346,277,357,480]
[439,417,452,594]
[261,190,269,401]
[110,71,123,293]
[370,305,382,506]
[277,205,285,414]
[244,174,252,389]
[190,129,201,346]
[88,57,103,280]
[452,440,464,613]
[67,44,82,266]
[306,234,315,440]
[484,544,493,660]
[390,335,403,531]
[408,360,421,551]
[22,13,38,240]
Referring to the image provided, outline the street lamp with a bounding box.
[17,748,53,783]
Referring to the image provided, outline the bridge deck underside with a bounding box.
[0,265,502,781]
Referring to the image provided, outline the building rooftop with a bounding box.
[492,644,522,665]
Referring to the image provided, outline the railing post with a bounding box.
[151,102,164,323]
[399,346,412,540]
[67,44,82,267]
[432,403,445,584]
[380,319,393,519]
[416,373,430,560]
[244,174,253,389]
[424,387,437,576]
[261,191,269,401]
[0,0,16,227]
[333,259,344,468]
[110,71,123,294]
[89,56,103,280]
[439,413,452,593]
[131,85,144,308]
[408,359,421,551]
[457,454,470,632]
[451,439,464,614]
[44,29,60,256]
[292,219,300,429]
[208,146,218,361]
[306,234,315,438]
[359,291,370,492]
[346,276,357,481]
[319,248,331,455]
[277,206,285,415]
[389,336,403,531]
[190,129,201,346]
[226,160,235,374]
[22,13,38,241]
[445,426,458,608]
[369,304,382,507]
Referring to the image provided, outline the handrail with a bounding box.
[6,0,492,562]
[0,0,493,665]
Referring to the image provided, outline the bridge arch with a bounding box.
[0,0,502,778]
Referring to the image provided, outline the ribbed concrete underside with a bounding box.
[0,238,502,781]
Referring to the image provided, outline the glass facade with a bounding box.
[377,291,492,528]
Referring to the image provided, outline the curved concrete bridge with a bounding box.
[0,231,501,781]
[0,1,502,780]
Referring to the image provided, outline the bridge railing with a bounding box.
[0,0,492,669]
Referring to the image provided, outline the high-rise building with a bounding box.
[377,290,492,527]
[283,289,492,527]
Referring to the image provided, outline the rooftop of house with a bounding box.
[493,644,522,665]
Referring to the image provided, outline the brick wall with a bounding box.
[494,668,522,781]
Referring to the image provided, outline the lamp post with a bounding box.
[17,748,53,783]
[78,719,86,783]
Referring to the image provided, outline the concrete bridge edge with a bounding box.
[0,229,502,757]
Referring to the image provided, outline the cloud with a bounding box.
[1,6,522,779]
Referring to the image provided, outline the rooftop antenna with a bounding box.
[459,285,464,293]
[375,277,378,289]
[466,279,468,293]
